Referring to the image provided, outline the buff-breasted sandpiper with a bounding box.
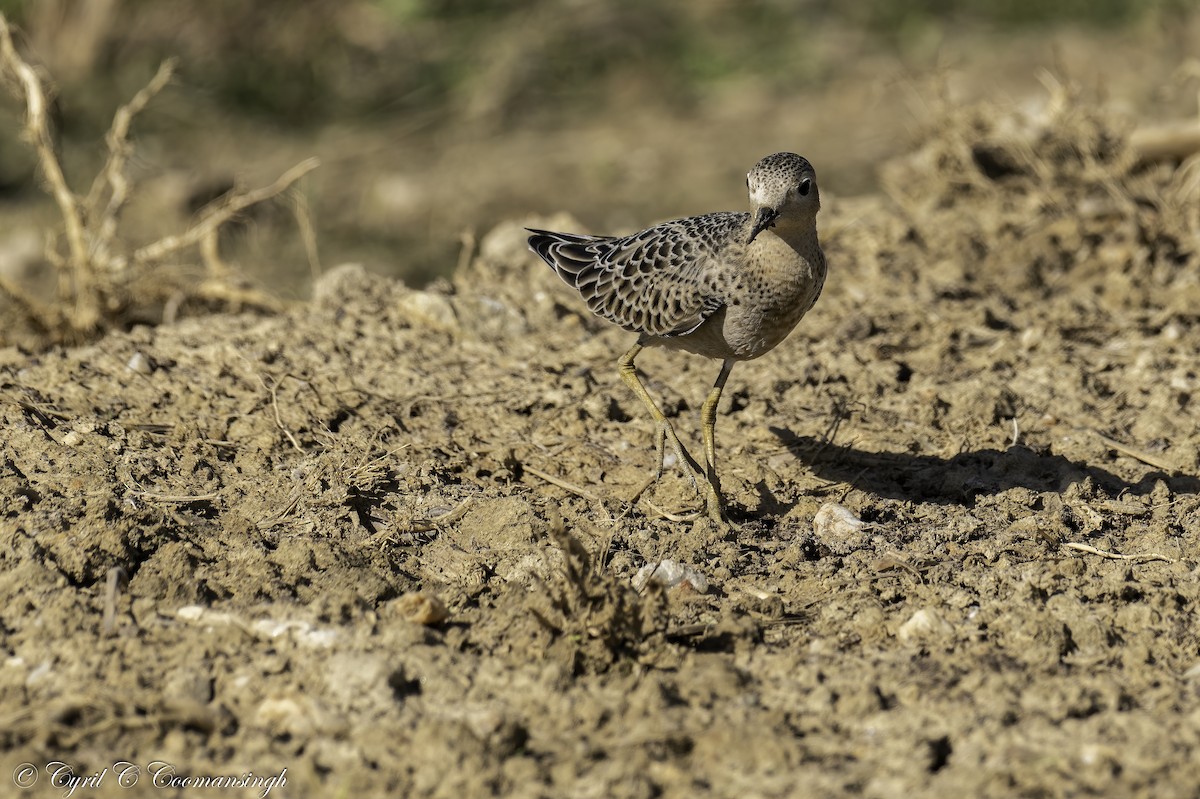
[528,152,827,523]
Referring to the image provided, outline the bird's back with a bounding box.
[528,212,748,340]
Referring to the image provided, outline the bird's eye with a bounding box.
[797,178,811,196]
[745,174,750,188]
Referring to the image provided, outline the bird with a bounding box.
[527,152,827,523]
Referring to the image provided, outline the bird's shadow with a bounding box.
[767,426,1200,506]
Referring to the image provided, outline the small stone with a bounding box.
[897,608,954,643]
[255,695,320,740]
[126,351,153,374]
[176,605,205,622]
[811,502,869,553]
[633,560,709,594]
[393,592,449,625]
[397,290,458,333]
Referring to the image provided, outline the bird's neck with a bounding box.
[768,213,820,251]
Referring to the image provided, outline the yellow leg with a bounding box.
[700,360,734,522]
[618,343,703,488]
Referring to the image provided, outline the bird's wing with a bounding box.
[527,212,745,338]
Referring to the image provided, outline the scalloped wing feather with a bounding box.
[527,212,745,337]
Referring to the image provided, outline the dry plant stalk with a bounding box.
[0,13,319,343]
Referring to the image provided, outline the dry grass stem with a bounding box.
[85,57,177,258]
[406,498,474,534]
[1063,542,1175,564]
[0,16,90,321]
[128,491,220,503]
[261,374,305,452]
[1089,429,1179,473]
[101,566,127,638]
[131,158,320,268]
[642,499,703,523]
[1130,121,1200,164]
[0,12,318,343]
[523,463,603,503]
[290,190,323,280]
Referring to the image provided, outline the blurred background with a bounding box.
[0,0,1197,296]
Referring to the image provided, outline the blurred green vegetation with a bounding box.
[0,0,1193,292]
[1,0,1191,132]
[827,0,1187,31]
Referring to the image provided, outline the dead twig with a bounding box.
[132,158,320,268]
[85,58,177,263]
[290,189,322,280]
[0,15,92,325]
[872,553,926,583]
[260,373,305,452]
[1062,542,1175,564]
[256,494,301,531]
[523,463,603,503]
[101,566,128,637]
[401,498,474,536]
[0,12,317,342]
[1089,429,1178,472]
[128,491,219,503]
[643,499,702,523]
[1130,121,1200,165]
[456,229,477,273]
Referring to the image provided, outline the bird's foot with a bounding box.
[702,482,737,529]
[652,420,704,488]
[635,476,737,529]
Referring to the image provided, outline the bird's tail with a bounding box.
[526,228,610,284]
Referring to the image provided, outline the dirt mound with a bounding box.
[3,92,1200,796]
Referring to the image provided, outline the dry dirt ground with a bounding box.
[3,94,1200,797]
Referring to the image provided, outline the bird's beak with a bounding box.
[747,206,779,244]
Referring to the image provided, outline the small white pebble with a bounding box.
[26,660,53,686]
[251,618,338,648]
[397,290,459,332]
[1019,326,1043,350]
[126,351,153,374]
[633,560,709,593]
[176,605,206,621]
[897,608,953,643]
[811,503,869,553]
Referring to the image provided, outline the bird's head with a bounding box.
[746,152,820,244]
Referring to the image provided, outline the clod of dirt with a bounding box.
[3,87,1200,796]
[390,592,450,626]
[896,607,955,644]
